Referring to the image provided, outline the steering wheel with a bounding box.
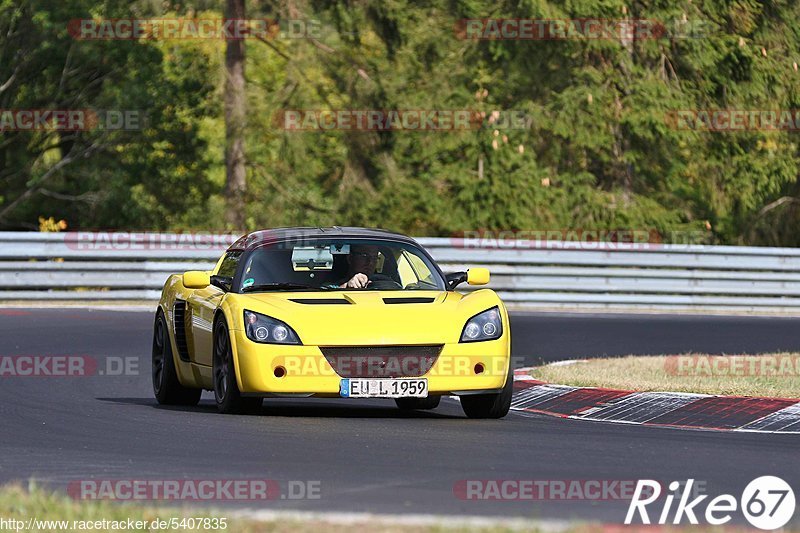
[367,273,402,290]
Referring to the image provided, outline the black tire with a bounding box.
[152,311,201,406]
[460,363,514,419]
[213,318,262,414]
[395,396,441,411]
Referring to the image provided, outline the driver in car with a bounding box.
[339,244,380,288]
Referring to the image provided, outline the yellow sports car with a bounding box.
[152,227,512,418]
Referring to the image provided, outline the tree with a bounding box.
[223,0,247,230]
[0,0,215,230]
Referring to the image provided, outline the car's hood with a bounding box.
[225,289,504,345]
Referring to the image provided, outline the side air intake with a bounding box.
[172,301,191,362]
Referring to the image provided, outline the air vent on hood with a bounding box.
[382,297,436,304]
[289,298,351,305]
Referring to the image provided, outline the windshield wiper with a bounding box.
[241,283,318,293]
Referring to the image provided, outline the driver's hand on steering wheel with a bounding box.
[342,273,370,289]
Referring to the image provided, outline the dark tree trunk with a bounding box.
[224,0,247,230]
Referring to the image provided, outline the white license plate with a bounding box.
[340,378,428,398]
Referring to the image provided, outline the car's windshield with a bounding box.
[237,238,446,292]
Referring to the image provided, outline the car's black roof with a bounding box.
[229,226,419,251]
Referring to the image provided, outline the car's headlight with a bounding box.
[460,306,503,342]
[244,310,302,345]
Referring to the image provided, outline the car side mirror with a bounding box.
[445,272,466,290]
[467,268,490,286]
[446,268,490,289]
[210,275,233,292]
[183,271,210,289]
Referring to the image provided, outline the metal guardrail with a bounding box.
[2,232,800,312]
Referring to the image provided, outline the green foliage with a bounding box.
[2,0,800,246]
[0,0,216,230]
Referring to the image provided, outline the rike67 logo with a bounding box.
[626,477,795,530]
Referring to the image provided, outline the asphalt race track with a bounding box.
[0,308,798,524]
[511,311,800,364]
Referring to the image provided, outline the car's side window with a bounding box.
[405,251,435,285]
[396,250,436,288]
[397,253,416,287]
[216,251,242,278]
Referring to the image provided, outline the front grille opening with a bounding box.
[320,345,443,378]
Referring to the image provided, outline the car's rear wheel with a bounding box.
[459,364,514,419]
[152,311,201,406]
[213,318,262,414]
[395,396,441,411]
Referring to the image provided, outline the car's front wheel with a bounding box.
[152,311,201,406]
[213,318,262,414]
[459,364,514,419]
[395,396,441,411]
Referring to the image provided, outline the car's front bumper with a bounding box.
[230,329,511,397]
